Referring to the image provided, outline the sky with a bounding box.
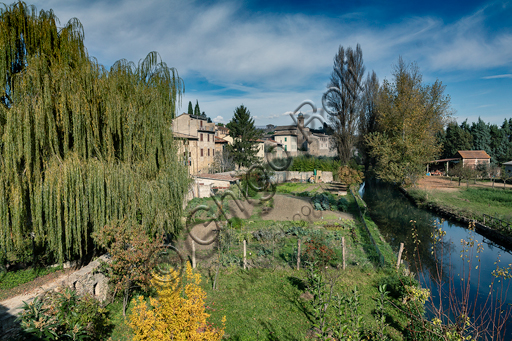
[30,0,512,127]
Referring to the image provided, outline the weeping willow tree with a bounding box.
[0,2,190,264]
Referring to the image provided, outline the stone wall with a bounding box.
[270,171,333,184]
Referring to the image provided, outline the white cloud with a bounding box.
[482,74,512,79]
[27,0,512,126]
[213,115,224,123]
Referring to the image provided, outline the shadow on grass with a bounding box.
[259,320,306,341]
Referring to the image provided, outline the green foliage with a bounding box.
[229,216,244,230]
[226,105,262,168]
[194,100,201,116]
[18,287,112,340]
[188,101,194,116]
[441,121,473,159]
[289,155,341,172]
[311,192,348,212]
[0,3,189,264]
[365,57,451,185]
[93,220,164,315]
[0,265,62,291]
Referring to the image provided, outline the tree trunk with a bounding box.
[123,284,131,317]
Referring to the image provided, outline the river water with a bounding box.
[361,180,512,339]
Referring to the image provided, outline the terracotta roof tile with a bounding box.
[195,172,240,182]
[173,132,198,140]
[455,150,491,159]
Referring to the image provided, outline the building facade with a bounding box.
[172,113,216,175]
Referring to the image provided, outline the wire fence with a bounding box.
[187,219,384,274]
[483,214,512,231]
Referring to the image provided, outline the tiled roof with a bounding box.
[429,158,461,163]
[195,172,240,182]
[456,150,491,159]
[274,131,297,136]
[215,136,229,143]
[504,161,512,165]
[173,132,198,139]
[275,125,296,130]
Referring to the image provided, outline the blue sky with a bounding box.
[32,0,512,127]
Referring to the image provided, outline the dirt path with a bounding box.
[260,194,354,222]
[1,271,76,337]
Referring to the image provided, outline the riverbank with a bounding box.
[399,178,512,249]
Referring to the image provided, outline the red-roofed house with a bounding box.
[454,150,491,169]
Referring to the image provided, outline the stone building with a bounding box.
[271,113,335,157]
[172,113,216,174]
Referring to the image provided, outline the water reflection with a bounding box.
[362,179,512,338]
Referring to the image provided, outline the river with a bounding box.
[361,180,512,339]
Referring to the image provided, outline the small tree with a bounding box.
[337,165,364,187]
[449,163,476,188]
[194,100,201,116]
[226,105,262,169]
[93,220,164,316]
[489,164,501,188]
[129,262,225,340]
[188,101,194,116]
[501,166,512,189]
[209,148,235,173]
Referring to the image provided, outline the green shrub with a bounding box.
[18,288,112,340]
[311,193,348,212]
[0,266,62,291]
[229,216,244,230]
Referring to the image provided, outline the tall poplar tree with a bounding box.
[325,44,366,164]
[0,2,189,264]
[188,101,194,116]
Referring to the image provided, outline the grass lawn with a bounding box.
[408,186,512,223]
[275,182,313,194]
[201,267,408,341]
[0,266,65,301]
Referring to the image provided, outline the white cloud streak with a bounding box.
[29,0,512,125]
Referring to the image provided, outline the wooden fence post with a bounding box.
[342,237,346,270]
[483,215,486,225]
[396,243,404,271]
[243,240,247,270]
[192,240,196,269]
[297,238,301,270]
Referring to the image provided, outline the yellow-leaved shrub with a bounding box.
[129,263,225,341]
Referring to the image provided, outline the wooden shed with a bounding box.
[454,150,491,169]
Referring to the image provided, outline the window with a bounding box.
[285,145,287,151]
[208,134,210,142]
[200,134,203,141]
[189,152,191,157]
[208,149,210,156]
[285,137,287,142]
[213,149,215,156]
[200,121,203,127]
[200,149,203,157]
